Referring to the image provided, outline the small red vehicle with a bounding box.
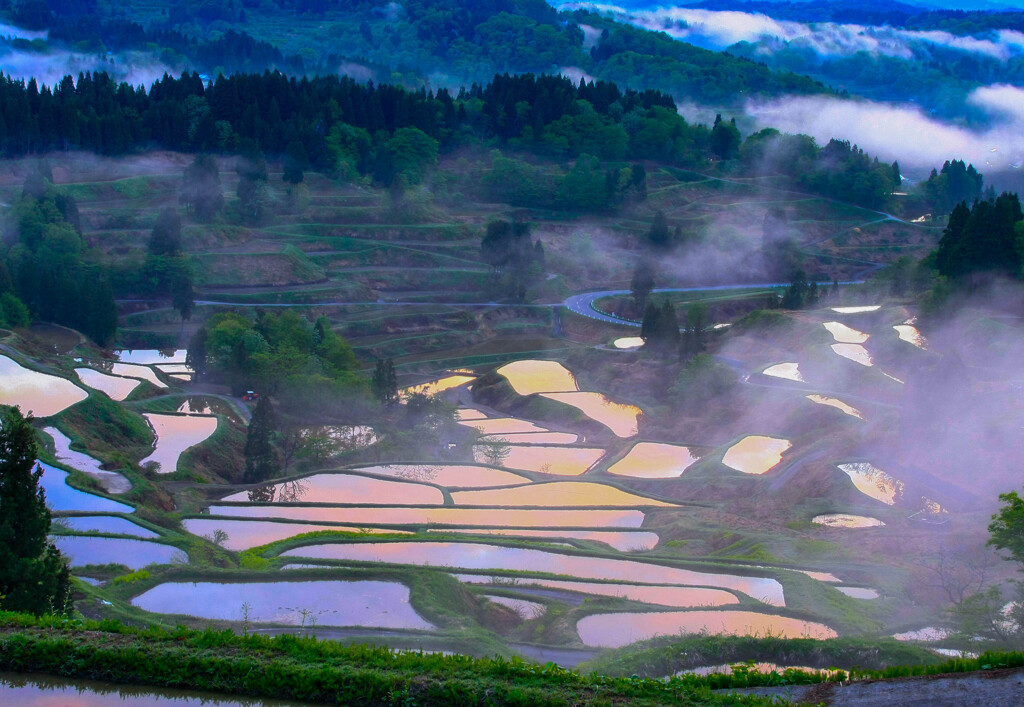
[242,391,259,401]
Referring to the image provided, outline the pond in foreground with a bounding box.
[132,580,434,629]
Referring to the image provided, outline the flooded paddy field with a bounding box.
[53,536,181,569]
[0,355,87,417]
[607,442,702,478]
[140,413,218,473]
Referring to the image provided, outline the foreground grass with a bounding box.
[0,612,773,706]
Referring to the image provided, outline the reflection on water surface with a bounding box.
[722,436,792,475]
[607,442,702,478]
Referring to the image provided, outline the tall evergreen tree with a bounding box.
[630,260,656,314]
[0,407,71,615]
[149,207,183,256]
[244,396,280,484]
[186,325,208,382]
[372,358,398,405]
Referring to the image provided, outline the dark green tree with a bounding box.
[711,114,741,160]
[149,207,183,256]
[782,270,810,309]
[186,325,208,382]
[989,489,1024,567]
[630,259,656,314]
[244,396,280,484]
[647,210,670,247]
[372,358,398,405]
[0,407,71,615]
[180,155,224,220]
[681,302,710,361]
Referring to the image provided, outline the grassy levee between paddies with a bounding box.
[0,612,782,706]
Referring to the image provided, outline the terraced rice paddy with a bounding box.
[53,536,180,569]
[74,367,140,401]
[607,443,702,479]
[836,462,904,505]
[38,463,132,513]
[432,528,660,552]
[182,518,411,550]
[539,392,641,437]
[450,482,674,507]
[823,322,870,344]
[894,322,927,348]
[722,436,792,475]
[58,516,158,538]
[109,363,168,389]
[221,473,446,505]
[806,395,863,419]
[0,355,87,417]
[812,514,886,528]
[612,337,644,349]
[577,610,836,647]
[831,343,874,366]
[140,414,218,474]
[456,575,738,608]
[351,463,529,488]
[496,360,578,395]
[400,374,475,399]
[475,445,604,475]
[45,426,131,493]
[762,363,804,382]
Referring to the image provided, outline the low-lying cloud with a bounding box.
[0,48,174,88]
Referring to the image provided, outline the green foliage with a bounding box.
[671,354,736,406]
[372,358,398,405]
[989,489,1024,568]
[148,208,183,257]
[640,300,679,353]
[180,155,224,220]
[0,408,71,616]
[924,159,984,215]
[112,569,150,585]
[244,397,280,484]
[935,193,1023,281]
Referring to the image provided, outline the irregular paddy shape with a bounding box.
[836,587,880,600]
[44,426,131,494]
[74,367,140,401]
[210,505,646,528]
[53,536,179,569]
[613,337,645,349]
[894,323,928,349]
[400,375,475,399]
[39,462,132,513]
[497,360,578,395]
[0,355,87,417]
[110,362,168,388]
[539,392,641,437]
[831,306,880,314]
[59,516,157,538]
[812,514,886,528]
[837,462,904,505]
[806,395,864,420]
[169,374,193,382]
[455,408,488,420]
[457,575,738,608]
[222,473,445,505]
[352,464,529,488]
[722,436,792,475]
[282,542,786,606]
[140,414,218,474]
[576,610,835,648]
[183,518,410,550]
[132,580,434,630]
[830,343,874,367]
[114,349,187,364]
[823,321,870,344]
[155,364,193,374]
[479,432,579,444]
[451,482,674,507]
[607,442,702,479]
[432,528,660,552]
[762,363,804,382]
[301,425,378,451]
[458,418,551,435]
[475,445,604,476]
[485,595,546,617]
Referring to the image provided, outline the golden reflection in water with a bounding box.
[496,360,578,395]
[353,463,530,488]
[139,413,218,474]
[456,574,737,607]
[0,355,89,417]
[474,445,604,475]
[894,324,928,349]
[830,343,874,366]
[812,513,886,528]
[451,481,675,507]
[762,363,804,382]
[208,505,647,528]
[722,436,792,475]
[182,518,411,550]
[836,462,903,505]
[576,610,836,648]
[479,431,579,445]
[613,337,645,349]
[399,375,475,399]
[75,367,140,401]
[806,395,864,420]
[433,528,659,552]
[221,472,445,505]
[540,392,642,437]
[458,418,551,435]
[607,442,701,479]
[823,321,870,344]
[831,306,880,314]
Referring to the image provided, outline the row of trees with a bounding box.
[935,192,1023,282]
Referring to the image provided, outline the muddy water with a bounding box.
[59,516,157,538]
[132,580,434,629]
[806,395,863,419]
[613,337,645,349]
[457,575,738,608]
[479,432,579,444]
[44,426,131,494]
[222,473,445,505]
[451,482,674,507]
[282,542,786,605]
[485,595,546,617]
[353,463,529,488]
[474,446,604,475]
[110,363,168,388]
[0,355,87,417]
[53,536,180,568]
[894,323,928,349]
[497,360,578,395]
[183,518,410,550]
[115,349,187,364]
[540,392,641,437]
[75,367,140,401]
[830,306,880,314]
[459,418,551,435]
[139,414,218,474]
[607,443,702,479]
[812,513,886,528]
[762,363,804,382]
[400,374,475,399]
[836,587,880,599]
[837,462,904,505]
[209,504,647,528]
[830,343,874,367]
[722,436,792,475]
[39,463,132,513]
[431,528,660,552]
[576,610,835,648]
[823,322,870,344]
[0,672,302,706]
